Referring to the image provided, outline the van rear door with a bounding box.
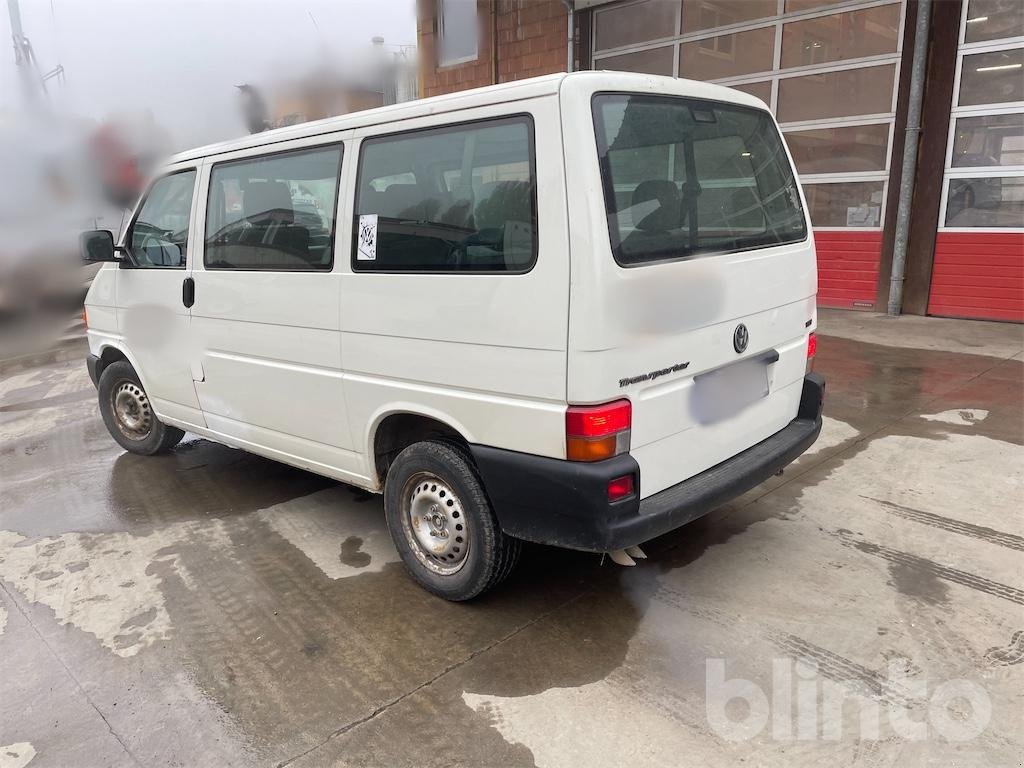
[563,81,817,499]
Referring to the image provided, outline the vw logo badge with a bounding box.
[733,323,749,353]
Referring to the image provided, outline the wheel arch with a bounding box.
[367,405,475,489]
[93,341,151,391]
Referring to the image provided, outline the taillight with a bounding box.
[607,474,635,502]
[83,307,88,329]
[806,332,817,373]
[565,399,631,462]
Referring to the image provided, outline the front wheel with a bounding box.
[384,440,520,601]
[97,360,185,455]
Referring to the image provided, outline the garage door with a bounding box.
[929,1,1024,322]
[591,0,908,310]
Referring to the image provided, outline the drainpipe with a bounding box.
[491,0,499,85]
[887,0,932,317]
[561,0,575,72]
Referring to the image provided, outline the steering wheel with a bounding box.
[139,232,179,266]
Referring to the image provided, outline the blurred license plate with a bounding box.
[693,358,770,422]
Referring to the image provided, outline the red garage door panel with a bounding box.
[928,233,1024,322]
[814,230,882,311]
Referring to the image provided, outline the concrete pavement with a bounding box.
[0,311,1021,767]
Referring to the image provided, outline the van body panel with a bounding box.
[189,270,351,449]
[187,137,362,479]
[472,374,823,551]
[83,71,822,557]
[560,73,816,500]
[88,161,208,428]
[341,97,570,462]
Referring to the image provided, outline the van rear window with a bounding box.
[592,93,807,267]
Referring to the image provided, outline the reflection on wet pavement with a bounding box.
[0,335,1021,767]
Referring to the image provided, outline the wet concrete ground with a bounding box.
[1,314,1021,767]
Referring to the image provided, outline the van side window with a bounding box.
[204,145,342,271]
[128,170,196,268]
[353,116,537,273]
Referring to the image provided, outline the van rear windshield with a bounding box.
[592,93,807,266]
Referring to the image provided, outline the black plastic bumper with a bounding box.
[470,373,824,552]
[86,354,101,388]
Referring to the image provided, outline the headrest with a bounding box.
[475,181,531,230]
[379,183,425,218]
[632,179,680,232]
[244,180,293,222]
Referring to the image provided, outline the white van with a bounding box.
[80,72,823,600]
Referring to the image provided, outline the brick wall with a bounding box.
[418,0,569,98]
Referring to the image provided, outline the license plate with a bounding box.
[692,358,770,423]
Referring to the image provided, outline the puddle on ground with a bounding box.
[0,742,36,768]
[0,521,232,657]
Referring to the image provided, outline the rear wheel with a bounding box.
[384,440,520,601]
[98,361,184,455]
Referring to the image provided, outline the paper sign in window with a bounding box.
[846,205,879,227]
[357,214,378,260]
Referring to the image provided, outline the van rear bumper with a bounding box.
[470,373,824,552]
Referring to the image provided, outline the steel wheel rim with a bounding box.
[111,381,152,441]
[401,472,469,575]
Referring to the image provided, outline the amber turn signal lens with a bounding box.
[566,435,619,462]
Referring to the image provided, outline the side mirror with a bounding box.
[80,230,118,262]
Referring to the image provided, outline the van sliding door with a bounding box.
[189,140,362,482]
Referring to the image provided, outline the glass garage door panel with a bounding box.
[777,65,896,123]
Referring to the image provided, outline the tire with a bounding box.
[384,440,520,601]
[97,360,185,455]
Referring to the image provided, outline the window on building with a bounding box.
[128,170,196,268]
[682,0,776,33]
[777,65,896,122]
[595,45,675,76]
[437,0,478,66]
[590,0,907,234]
[951,113,1024,167]
[958,48,1024,108]
[681,27,775,80]
[593,94,807,266]
[784,124,890,174]
[963,0,1024,44]
[593,0,677,51]
[780,5,901,70]
[802,181,885,227]
[943,7,1024,232]
[205,145,342,271]
[729,80,772,105]
[784,0,854,12]
[353,117,537,272]
[945,177,1024,227]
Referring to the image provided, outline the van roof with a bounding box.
[168,71,767,164]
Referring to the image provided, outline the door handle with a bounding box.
[182,277,195,308]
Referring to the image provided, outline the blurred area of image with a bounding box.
[0,0,416,362]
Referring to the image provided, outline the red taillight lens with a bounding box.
[565,400,631,436]
[806,332,817,373]
[82,307,88,329]
[607,474,635,502]
[566,399,631,462]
